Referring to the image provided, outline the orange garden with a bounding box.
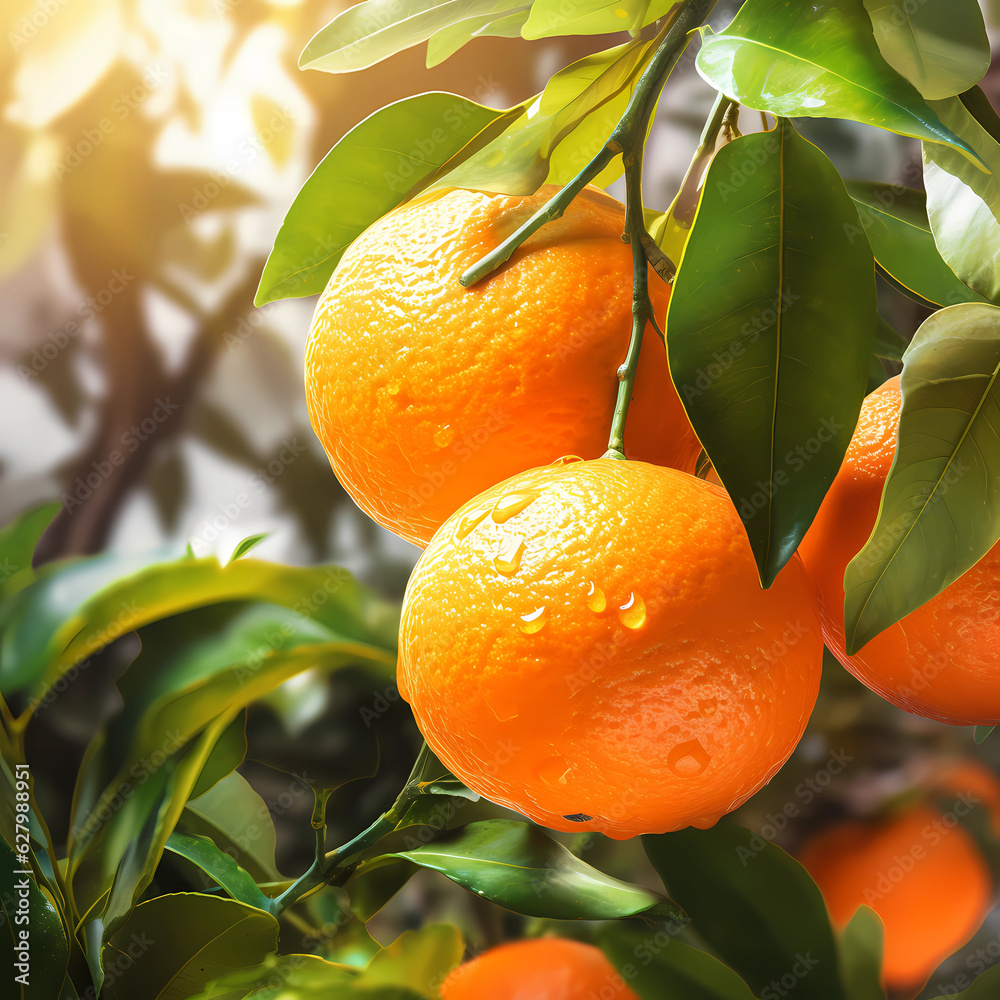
[6,0,1000,998]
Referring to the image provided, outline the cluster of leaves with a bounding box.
[260,0,1000,671]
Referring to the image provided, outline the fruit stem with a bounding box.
[269,743,437,915]
[459,0,717,289]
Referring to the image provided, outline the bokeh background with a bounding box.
[4,2,1000,996]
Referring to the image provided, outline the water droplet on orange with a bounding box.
[539,756,570,787]
[491,491,540,524]
[494,537,525,576]
[586,581,606,613]
[698,697,718,717]
[455,506,490,540]
[551,454,585,466]
[386,383,400,396]
[667,739,711,777]
[518,605,547,634]
[433,425,455,448]
[618,592,646,629]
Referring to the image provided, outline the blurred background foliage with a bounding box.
[5,1,1000,995]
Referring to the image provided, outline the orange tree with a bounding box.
[5,1,1000,998]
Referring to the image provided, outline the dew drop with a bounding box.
[615,7,629,16]
[494,536,525,576]
[698,697,718,717]
[433,425,455,448]
[586,581,607,613]
[667,739,711,777]
[539,756,570,787]
[618,592,646,629]
[386,383,400,396]
[551,454,585,466]
[518,605,548,634]
[455,506,490,540]
[491,491,540,523]
[563,813,593,823]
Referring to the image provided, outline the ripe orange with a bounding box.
[397,458,823,839]
[799,804,994,990]
[798,376,1000,725]
[440,938,639,1000]
[305,185,701,547]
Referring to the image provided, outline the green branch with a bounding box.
[460,0,718,289]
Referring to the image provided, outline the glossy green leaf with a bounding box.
[926,963,1000,998]
[425,7,529,67]
[437,36,654,195]
[359,924,464,994]
[874,316,907,363]
[360,819,683,920]
[181,772,283,883]
[255,93,512,305]
[0,548,398,697]
[666,120,876,585]
[164,832,271,910]
[69,602,391,919]
[599,924,757,1000]
[101,893,279,1000]
[847,180,988,309]
[863,0,989,101]
[644,824,844,1000]
[838,905,885,1000]
[300,0,512,72]
[975,726,995,744]
[1,839,69,1000]
[188,712,246,800]
[523,0,669,40]
[696,0,975,157]
[844,303,1000,652]
[0,502,59,601]
[924,91,1000,304]
[228,533,268,563]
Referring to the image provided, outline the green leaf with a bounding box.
[188,712,247,800]
[164,832,272,910]
[874,316,907,363]
[925,963,1000,998]
[643,824,845,1000]
[522,0,670,40]
[300,0,514,72]
[181,772,283,883]
[666,120,876,585]
[425,6,529,67]
[844,303,1000,652]
[0,502,59,600]
[101,893,279,1000]
[358,924,464,994]
[863,0,989,101]
[838,905,885,1000]
[228,533,268,563]
[1,839,69,1000]
[975,725,995,744]
[923,91,1000,304]
[599,924,757,1000]
[361,819,683,921]
[255,93,511,305]
[0,548,398,697]
[847,180,988,309]
[437,35,655,195]
[696,0,975,157]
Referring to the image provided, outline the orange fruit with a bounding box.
[799,804,993,990]
[440,938,639,1000]
[798,375,1000,725]
[305,185,701,547]
[397,458,823,839]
